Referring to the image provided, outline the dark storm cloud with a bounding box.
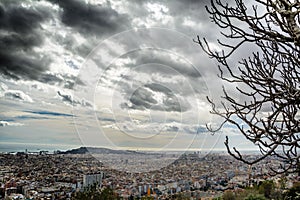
[38,73,62,85]
[0,1,49,33]
[145,83,190,112]
[48,0,130,36]
[121,84,190,112]
[0,1,51,81]
[38,73,85,89]
[124,50,202,78]
[0,53,51,81]
[0,1,87,86]
[128,87,157,110]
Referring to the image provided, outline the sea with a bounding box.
[0,142,260,155]
[0,142,80,153]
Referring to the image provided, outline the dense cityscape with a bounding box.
[1,0,300,199]
[0,147,298,199]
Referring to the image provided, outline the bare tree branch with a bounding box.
[196,0,300,175]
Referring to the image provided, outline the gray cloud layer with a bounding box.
[48,0,130,36]
[0,0,131,85]
[0,1,51,81]
[1,0,216,128]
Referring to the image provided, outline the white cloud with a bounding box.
[132,3,173,28]
[31,82,48,92]
[0,121,24,127]
[100,119,208,135]
[182,17,203,30]
[0,82,8,92]
[4,90,33,102]
[146,3,172,23]
[57,90,93,108]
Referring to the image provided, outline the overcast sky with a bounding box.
[0,0,255,152]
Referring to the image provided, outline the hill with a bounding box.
[58,147,145,155]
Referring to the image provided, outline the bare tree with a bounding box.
[195,0,300,174]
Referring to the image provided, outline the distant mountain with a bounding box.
[58,147,145,155]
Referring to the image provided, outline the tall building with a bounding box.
[83,173,104,188]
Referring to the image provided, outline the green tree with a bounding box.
[222,190,236,200]
[245,194,266,200]
[73,183,100,200]
[170,193,190,200]
[259,180,275,199]
[99,188,118,200]
[284,182,300,200]
[73,184,118,200]
[279,177,287,190]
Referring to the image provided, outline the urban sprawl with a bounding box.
[0,147,298,199]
